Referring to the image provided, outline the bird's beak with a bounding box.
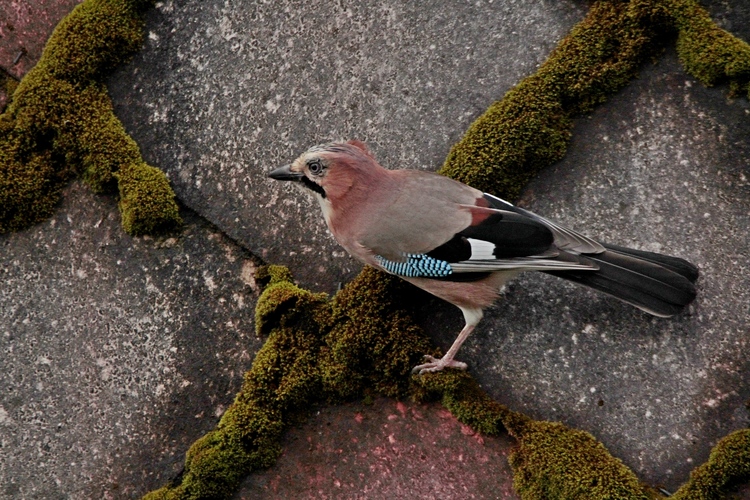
[268,164,304,181]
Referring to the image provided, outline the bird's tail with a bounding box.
[547,244,699,317]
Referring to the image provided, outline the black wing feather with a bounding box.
[425,210,554,262]
[426,234,472,262]
[458,211,554,258]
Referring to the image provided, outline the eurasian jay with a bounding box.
[269,140,699,374]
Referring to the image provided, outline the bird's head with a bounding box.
[268,140,384,202]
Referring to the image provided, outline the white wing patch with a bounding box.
[467,238,496,260]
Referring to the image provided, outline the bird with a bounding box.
[268,140,699,374]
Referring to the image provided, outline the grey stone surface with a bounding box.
[108,0,586,292]
[0,182,261,498]
[706,0,750,41]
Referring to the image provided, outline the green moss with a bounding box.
[409,360,661,500]
[320,267,433,399]
[178,430,254,500]
[116,161,181,235]
[148,270,330,499]
[40,0,145,84]
[671,429,750,500]
[141,487,172,500]
[411,370,509,436]
[254,265,328,337]
[508,419,658,500]
[1,73,18,103]
[669,0,750,97]
[79,84,142,193]
[143,267,436,498]
[255,264,295,288]
[439,0,670,200]
[0,0,180,235]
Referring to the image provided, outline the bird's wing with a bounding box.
[351,170,601,277]
[481,193,606,254]
[374,203,598,279]
[355,170,481,260]
[375,252,596,278]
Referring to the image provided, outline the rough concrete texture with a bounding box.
[241,398,518,499]
[108,0,587,292]
[0,182,261,498]
[0,0,83,80]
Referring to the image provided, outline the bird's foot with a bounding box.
[411,355,468,375]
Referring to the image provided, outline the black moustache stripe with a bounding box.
[301,176,326,198]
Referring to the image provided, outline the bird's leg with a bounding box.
[412,307,483,375]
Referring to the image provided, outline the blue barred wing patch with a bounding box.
[375,253,453,278]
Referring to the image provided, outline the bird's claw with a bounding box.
[411,355,468,375]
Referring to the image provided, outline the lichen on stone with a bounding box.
[0,0,181,235]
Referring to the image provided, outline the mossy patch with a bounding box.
[116,161,182,235]
[0,0,180,235]
[671,429,750,499]
[146,266,437,498]
[438,0,671,201]
[411,370,509,436]
[669,0,750,97]
[0,72,18,112]
[320,267,434,400]
[438,0,750,202]
[146,269,329,499]
[508,419,658,500]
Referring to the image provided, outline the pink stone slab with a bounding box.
[0,0,82,79]
[241,398,519,499]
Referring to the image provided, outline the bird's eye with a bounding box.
[308,159,324,175]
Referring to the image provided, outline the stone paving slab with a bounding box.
[241,398,518,499]
[0,182,261,499]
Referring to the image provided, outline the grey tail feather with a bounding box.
[546,248,698,317]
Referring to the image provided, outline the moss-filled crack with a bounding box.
[0,0,181,235]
